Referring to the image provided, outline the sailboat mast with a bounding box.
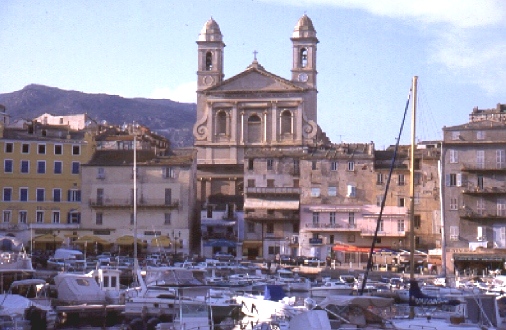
[409,76,418,282]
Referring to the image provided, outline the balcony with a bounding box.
[458,208,506,220]
[245,187,300,195]
[461,162,506,172]
[304,223,360,231]
[244,212,299,222]
[461,185,506,195]
[202,232,237,240]
[0,223,29,231]
[89,198,179,210]
[360,229,407,237]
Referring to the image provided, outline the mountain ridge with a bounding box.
[0,84,196,147]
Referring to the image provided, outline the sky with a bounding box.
[1,0,506,149]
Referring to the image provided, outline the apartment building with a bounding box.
[0,120,94,249]
[443,104,506,275]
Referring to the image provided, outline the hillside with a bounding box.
[0,84,196,147]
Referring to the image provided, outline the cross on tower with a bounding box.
[253,50,258,61]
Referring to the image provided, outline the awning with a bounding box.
[332,243,371,253]
[32,233,64,243]
[454,254,505,262]
[115,235,146,246]
[151,236,171,247]
[204,239,236,247]
[74,235,110,245]
[244,199,299,210]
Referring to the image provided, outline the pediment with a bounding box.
[205,68,304,93]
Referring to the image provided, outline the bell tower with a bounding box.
[197,18,225,91]
[291,14,318,89]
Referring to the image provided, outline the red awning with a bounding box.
[332,243,372,253]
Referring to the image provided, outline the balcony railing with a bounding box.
[245,187,301,195]
[461,185,506,195]
[202,233,237,240]
[461,162,506,172]
[0,223,29,231]
[360,229,407,237]
[89,198,179,209]
[458,208,506,220]
[244,212,299,221]
[304,223,359,231]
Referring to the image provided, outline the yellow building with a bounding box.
[0,120,94,250]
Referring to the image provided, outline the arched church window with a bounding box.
[206,52,213,71]
[280,110,292,134]
[248,115,261,143]
[300,48,308,68]
[216,111,227,135]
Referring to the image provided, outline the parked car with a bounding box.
[214,252,234,260]
[303,257,324,266]
[292,256,307,265]
[279,255,292,264]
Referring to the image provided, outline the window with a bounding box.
[247,222,255,233]
[267,159,273,170]
[266,223,274,234]
[68,211,81,224]
[293,179,299,188]
[3,211,11,223]
[299,47,308,67]
[248,179,255,187]
[20,160,29,173]
[398,197,405,207]
[376,195,383,207]
[328,186,337,196]
[36,188,45,202]
[4,160,13,173]
[267,179,275,188]
[347,184,356,198]
[248,159,254,170]
[38,144,46,154]
[72,145,80,155]
[53,189,61,202]
[376,173,383,185]
[497,150,505,169]
[477,198,485,215]
[449,149,458,163]
[97,167,105,179]
[54,144,63,155]
[19,211,27,224]
[414,215,421,228]
[164,213,171,225]
[54,161,62,174]
[312,161,317,170]
[397,219,405,232]
[497,198,506,217]
[22,144,29,153]
[5,143,13,153]
[311,187,320,197]
[477,131,485,140]
[280,110,292,134]
[20,188,28,202]
[347,234,355,243]
[52,211,60,224]
[450,226,459,241]
[312,212,319,225]
[165,188,172,205]
[36,211,44,223]
[414,192,420,204]
[446,173,457,186]
[451,131,460,140]
[205,51,212,70]
[347,161,355,171]
[164,167,175,178]
[37,161,46,174]
[71,162,80,174]
[378,219,384,232]
[449,198,458,210]
[96,213,103,225]
[414,172,422,185]
[3,188,12,201]
[293,160,299,174]
[398,174,405,186]
[68,189,81,202]
[477,174,484,190]
[348,212,355,227]
[216,111,227,135]
[330,212,336,225]
[476,150,484,168]
[330,161,338,171]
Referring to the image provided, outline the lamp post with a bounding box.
[173,230,181,257]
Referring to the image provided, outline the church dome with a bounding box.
[198,18,223,42]
[292,14,317,39]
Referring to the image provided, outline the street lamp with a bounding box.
[173,230,181,256]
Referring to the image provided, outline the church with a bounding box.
[193,15,331,258]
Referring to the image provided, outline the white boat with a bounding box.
[0,236,35,292]
[271,269,311,292]
[0,293,56,330]
[47,248,87,272]
[310,280,354,297]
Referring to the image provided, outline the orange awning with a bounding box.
[332,243,371,253]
